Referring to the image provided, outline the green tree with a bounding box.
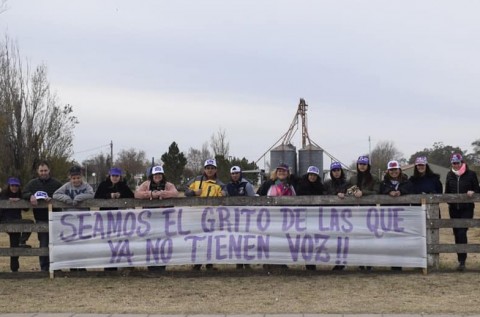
[161,142,187,186]
[408,142,464,168]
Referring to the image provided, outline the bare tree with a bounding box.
[370,140,403,179]
[186,142,212,175]
[115,148,149,177]
[0,36,77,181]
[210,127,229,158]
[0,0,7,14]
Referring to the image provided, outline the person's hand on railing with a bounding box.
[467,190,475,197]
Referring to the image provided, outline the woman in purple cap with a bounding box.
[408,156,442,194]
[324,162,348,199]
[445,153,480,271]
[347,155,379,197]
[94,167,134,200]
[0,177,33,272]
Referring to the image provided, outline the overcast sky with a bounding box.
[1,0,479,171]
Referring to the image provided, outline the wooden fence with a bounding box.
[1,194,479,275]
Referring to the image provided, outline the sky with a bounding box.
[1,0,479,171]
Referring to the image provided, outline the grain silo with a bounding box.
[270,143,297,174]
[298,144,323,176]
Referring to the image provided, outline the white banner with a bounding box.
[50,206,427,270]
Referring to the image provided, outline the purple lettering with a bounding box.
[59,214,77,242]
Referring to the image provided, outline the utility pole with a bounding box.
[110,140,113,168]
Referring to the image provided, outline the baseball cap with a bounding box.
[34,191,48,200]
[151,165,164,175]
[357,156,369,165]
[330,162,342,170]
[415,157,428,165]
[276,163,289,171]
[230,166,241,174]
[109,167,122,176]
[307,166,320,175]
[7,177,21,186]
[69,165,82,176]
[387,160,400,170]
[204,159,217,167]
[450,153,463,163]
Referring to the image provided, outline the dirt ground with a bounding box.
[1,204,480,314]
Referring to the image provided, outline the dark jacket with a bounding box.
[296,174,324,196]
[409,174,443,194]
[94,177,134,199]
[0,190,23,222]
[22,177,62,221]
[445,168,480,212]
[257,175,298,196]
[324,177,348,195]
[379,173,412,195]
[348,173,379,196]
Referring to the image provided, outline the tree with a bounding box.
[115,148,149,188]
[408,142,464,168]
[370,141,403,179]
[0,36,77,182]
[81,153,110,185]
[161,142,187,186]
[186,142,212,175]
[210,127,229,158]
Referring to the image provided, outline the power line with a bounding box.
[73,143,110,155]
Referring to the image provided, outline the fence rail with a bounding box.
[1,194,479,274]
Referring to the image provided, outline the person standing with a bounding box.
[378,160,412,271]
[95,167,134,200]
[135,165,179,272]
[225,165,256,270]
[324,162,348,199]
[0,177,33,272]
[445,153,480,271]
[348,156,379,271]
[185,159,225,270]
[95,167,134,271]
[409,156,443,194]
[296,165,324,271]
[53,166,95,206]
[135,165,179,200]
[22,161,63,272]
[323,162,348,271]
[347,156,379,197]
[256,163,296,197]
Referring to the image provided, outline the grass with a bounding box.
[1,204,480,314]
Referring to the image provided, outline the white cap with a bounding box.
[34,191,48,200]
[151,165,164,175]
[230,166,241,173]
[204,159,217,167]
[387,160,400,170]
[307,166,320,175]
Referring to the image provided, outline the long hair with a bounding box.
[330,169,346,181]
[412,164,439,179]
[356,163,373,188]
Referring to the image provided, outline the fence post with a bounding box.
[426,201,440,270]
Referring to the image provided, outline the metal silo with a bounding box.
[298,144,323,177]
[270,143,297,174]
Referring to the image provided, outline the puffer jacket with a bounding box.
[185,175,225,197]
[445,168,480,212]
[296,174,324,196]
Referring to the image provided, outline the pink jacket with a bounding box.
[134,180,179,200]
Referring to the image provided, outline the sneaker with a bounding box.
[192,264,202,271]
[332,265,345,271]
[305,265,316,271]
[19,243,32,248]
[457,262,466,272]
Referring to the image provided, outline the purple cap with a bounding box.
[330,162,342,170]
[450,153,463,163]
[109,167,122,176]
[307,166,320,175]
[415,156,428,165]
[357,156,369,165]
[276,163,289,171]
[7,177,20,186]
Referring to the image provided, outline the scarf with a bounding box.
[452,163,466,177]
